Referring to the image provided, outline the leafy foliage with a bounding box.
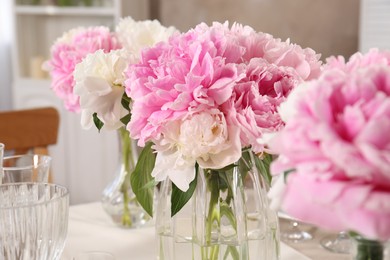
[92,113,104,132]
[130,142,156,217]
[121,92,131,111]
[253,153,273,185]
[170,164,198,216]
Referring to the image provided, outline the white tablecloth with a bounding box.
[61,202,310,260]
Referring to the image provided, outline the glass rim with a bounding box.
[0,143,4,149]
[0,182,69,210]
[76,251,115,256]
[3,154,52,171]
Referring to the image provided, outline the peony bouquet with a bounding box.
[46,17,325,258]
[45,17,177,130]
[44,26,121,112]
[45,17,177,227]
[125,21,321,217]
[268,48,390,259]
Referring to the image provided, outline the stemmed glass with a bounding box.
[320,231,351,254]
[0,182,69,260]
[279,211,313,242]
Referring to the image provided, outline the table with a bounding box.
[61,202,350,260]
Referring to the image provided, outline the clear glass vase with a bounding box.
[156,149,280,260]
[101,127,151,228]
[352,236,390,260]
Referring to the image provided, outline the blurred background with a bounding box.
[0,0,386,204]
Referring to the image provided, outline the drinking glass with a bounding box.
[2,154,51,183]
[74,251,115,260]
[0,182,69,260]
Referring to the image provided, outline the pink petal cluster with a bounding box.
[269,49,390,240]
[126,22,321,153]
[45,26,121,112]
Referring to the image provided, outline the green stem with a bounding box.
[205,171,221,260]
[203,169,242,260]
[119,127,134,227]
[355,238,384,260]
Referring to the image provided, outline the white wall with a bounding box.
[0,1,13,111]
[359,0,390,52]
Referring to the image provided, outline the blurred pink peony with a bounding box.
[268,49,390,240]
[126,21,321,191]
[45,26,121,112]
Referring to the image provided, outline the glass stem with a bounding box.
[355,238,384,260]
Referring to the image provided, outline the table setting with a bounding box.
[1,13,390,260]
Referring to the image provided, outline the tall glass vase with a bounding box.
[101,127,151,228]
[156,149,280,259]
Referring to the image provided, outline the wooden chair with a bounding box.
[0,107,60,182]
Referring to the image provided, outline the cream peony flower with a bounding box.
[116,17,177,60]
[179,112,241,169]
[73,49,129,130]
[151,111,242,191]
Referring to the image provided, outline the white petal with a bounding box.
[80,109,93,129]
[152,150,196,192]
[198,125,242,169]
[168,165,196,192]
[84,77,112,96]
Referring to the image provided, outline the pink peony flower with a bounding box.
[45,26,121,112]
[268,49,390,240]
[125,22,246,147]
[126,21,321,191]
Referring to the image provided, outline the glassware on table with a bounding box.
[279,211,313,242]
[0,182,69,260]
[101,127,150,228]
[156,149,280,260]
[2,154,51,183]
[320,231,351,254]
[74,251,115,260]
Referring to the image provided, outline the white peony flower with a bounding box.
[116,17,177,60]
[73,49,129,130]
[179,112,241,169]
[152,150,196,192]
[151,111,242,191]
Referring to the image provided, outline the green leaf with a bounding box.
[215,163,237,173]
[92,113,104,132]
[130,142,156,217]
[120,113,131,125]
[283,168,296,182]
[121,93,131,111]
[238,150,252,174]
[171,168,198,216]
[142,179,158,190]
[253,153,273,185]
